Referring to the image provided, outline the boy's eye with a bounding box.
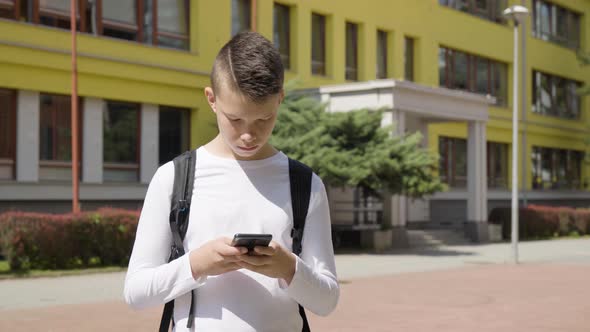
[230,118,241,122]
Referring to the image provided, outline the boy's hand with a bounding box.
[235,241,297,284]
[189,237,248,279]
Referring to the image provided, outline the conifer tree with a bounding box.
[271,91,446,199]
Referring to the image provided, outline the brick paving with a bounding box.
[0,263,588,331]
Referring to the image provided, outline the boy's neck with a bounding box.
[205,135,278,161]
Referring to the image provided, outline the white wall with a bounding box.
[16,90,40,182]
[83,98,104,183]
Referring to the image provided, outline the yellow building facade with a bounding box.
[0,0,588,215]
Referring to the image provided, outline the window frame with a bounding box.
[345,21,359,81]
[439,47,507,106]
[376,29,388,79]
[103,101,141,182]
[440,0,507,24]
[532,0,581,50]
[96,0,144,42]
[38,93,84,165]
[273,2,291,70]
[31,0,190,50]
[486,141,508,189]
[404,36,415,82]
[33,0,87,32]
[0,89,17,180]
[151,0,190,49]
[532,146,583,190]
[231,0,251,37]
[40,93,71,162]
[311,12,326,76]
[158,106,191,165]
[439,136,468,188]
[0,0,19,20]
[532,70,581,120]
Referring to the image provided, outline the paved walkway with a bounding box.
[0,238,589,331]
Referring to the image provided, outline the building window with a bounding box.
[40,94,73,162]
[439,0,507,24]
[532,71,581,120]
[29,1,190,50]
[0,89,16,180]
[439,47,507,106]
[532,146,584,190]
[345,22,358,81]
[98,0,141,42]
[404,37,414,82]
[532,0,581,50]
[311,12,326,76]
[273,3,290,70]
[39,94,83,181]
[439,136,467,188]
[487,142,508,188]
[376,30,388,79]
[232,0,251,37]
[34,0,87,32]
[0,0,19,20]
[159,106,190,165]
[150,0,190,50]
[103,101,140,182]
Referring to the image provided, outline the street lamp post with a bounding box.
[503,5,529,264]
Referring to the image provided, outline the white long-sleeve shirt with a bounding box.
[124,147,339,331]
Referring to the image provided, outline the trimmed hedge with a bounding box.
[0,208,139,271]
[488,204,590,240]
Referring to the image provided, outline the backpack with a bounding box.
[159,149,313,332]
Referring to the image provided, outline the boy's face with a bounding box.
[205,85,283,160]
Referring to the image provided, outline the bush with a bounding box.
[488,205,590,240]
[0,208,139,271]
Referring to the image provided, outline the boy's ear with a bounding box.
[205,87,216,112]
[279,89,285,104]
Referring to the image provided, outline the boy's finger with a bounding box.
[237,254,271,266]
[219,245,248,256]
[253,246,276,256]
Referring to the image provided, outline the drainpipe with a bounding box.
[521,0,528,207]
[70,0,80,213]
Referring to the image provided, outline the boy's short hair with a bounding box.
[211,31,284,103]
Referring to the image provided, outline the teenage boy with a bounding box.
[124,31,339,331]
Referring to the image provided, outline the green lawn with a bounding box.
[0,260,125,280]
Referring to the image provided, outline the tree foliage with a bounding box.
[271,91,446,199]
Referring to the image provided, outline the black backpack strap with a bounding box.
[160,149,197,332]
[288,158,313,332]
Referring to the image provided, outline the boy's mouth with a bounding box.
[238,145,258,151]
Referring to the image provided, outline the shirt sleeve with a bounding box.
[123,162,206,310]
[280,174,340,316]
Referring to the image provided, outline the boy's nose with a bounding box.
[240,133,255,142]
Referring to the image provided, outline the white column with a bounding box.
[140,103,159,184]
[467,121,487,222]
[417,119,429,148]
[391,109,406,135]
[82,98,104,183]
[381,109,407,228]
[16,90,40,182]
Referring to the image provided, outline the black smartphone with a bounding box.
[231,233,272,254]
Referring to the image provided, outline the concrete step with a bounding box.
[407,229,472,247]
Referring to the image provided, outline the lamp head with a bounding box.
[503,5,529,25]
